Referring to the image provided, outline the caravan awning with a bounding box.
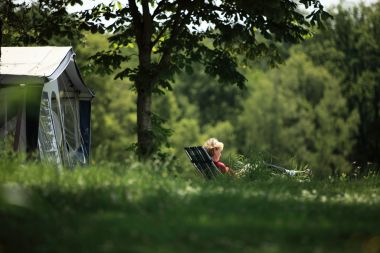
[0,47,93,96]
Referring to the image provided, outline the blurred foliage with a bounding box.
[75,33,138,162]
[2,2,380,251]
[174,64,247,126]
[1,1,379,177]
[78,0,331,158]
[0,0,84,47]
[235,50,358,178]
[0,157,379,253]
[303,2,380,171]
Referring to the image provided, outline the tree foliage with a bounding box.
[236,50,357,177]
[75,33,138,162]
[304,2,380,169]
[74,2,378,175]
[175,64,246,126]
[82,0,331,158]
[0,0,83,47]
[6,0,377,177]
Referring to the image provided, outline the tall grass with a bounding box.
[0,154,379,253]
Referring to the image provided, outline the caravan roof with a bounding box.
[0,47,93,96]
[0,47,72,77]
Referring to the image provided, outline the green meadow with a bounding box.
[1,2,380,252]
[1,157,379,253]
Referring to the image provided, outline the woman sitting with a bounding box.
[203,138,235,175]
[203,137,310,177]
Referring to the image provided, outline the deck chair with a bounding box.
[184,146,222,180]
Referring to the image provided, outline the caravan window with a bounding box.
[58,73,87,165]
[38,92,62,165]
[61,98,80,153]
[61,96,86,165]
[50,92,63,149]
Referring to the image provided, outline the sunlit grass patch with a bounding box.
[0,157,379,253]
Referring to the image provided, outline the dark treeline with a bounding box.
[1,1,379,177]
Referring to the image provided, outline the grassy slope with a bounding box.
[0,160,379,253]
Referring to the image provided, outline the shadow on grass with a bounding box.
[1,183,379,253]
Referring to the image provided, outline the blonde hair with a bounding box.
[203,138,224,156]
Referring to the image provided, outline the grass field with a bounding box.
[0,157,380,253]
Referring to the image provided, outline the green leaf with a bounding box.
[185,65,193,75]
[116,1,122,10]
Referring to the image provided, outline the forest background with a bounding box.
[83,2,379,178]
[2,1,380,178]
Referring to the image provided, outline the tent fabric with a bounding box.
[0,47,94,97]
[38,92,61,165]
[1,46,93,167]
[0,47,72,77]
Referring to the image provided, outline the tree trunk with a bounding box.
[136,83,154,159]
[136,40,154,159]
[131,0,155,159]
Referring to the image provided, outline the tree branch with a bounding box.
[128,0,142,44]
[152,0,168,18]
[141,0,152,45]
[157,2,194,70]
[152,0,178,18]
[139,0,154,69]
[151,21,170,47]
[151,1,181,47]
[142,0,150,21]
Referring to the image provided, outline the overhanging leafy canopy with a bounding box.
[81,0,331,91]
[0,0,83,46]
